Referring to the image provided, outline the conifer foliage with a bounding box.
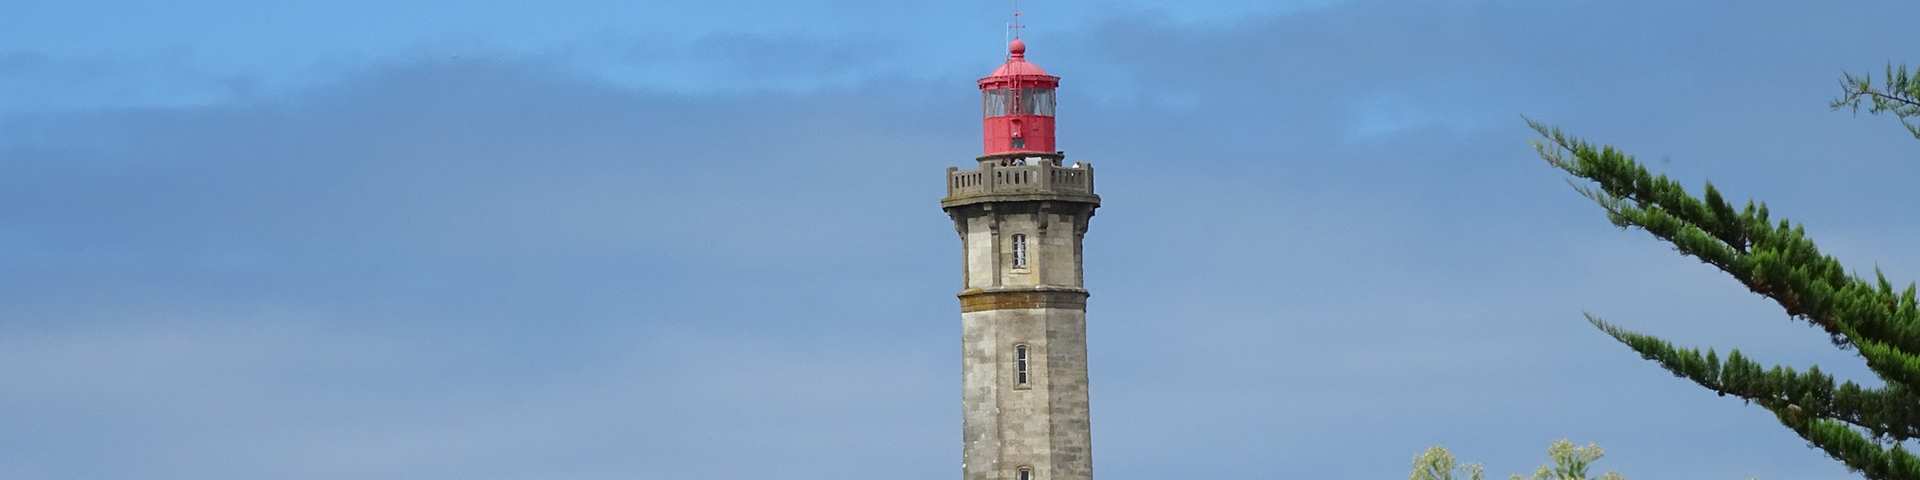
[1530,82,1920,478]
[1835,65,1920,140]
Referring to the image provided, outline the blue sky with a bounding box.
[5,1,1920,479]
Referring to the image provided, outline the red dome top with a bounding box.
[985,38,1052,78]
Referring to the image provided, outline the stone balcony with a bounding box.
[942,155,1099,208]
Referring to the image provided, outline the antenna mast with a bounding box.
[1011,0,1025,39]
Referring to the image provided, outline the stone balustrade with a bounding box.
[944,161,1096,205]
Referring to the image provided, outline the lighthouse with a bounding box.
[943,36,1098,480]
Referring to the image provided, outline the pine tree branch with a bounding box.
[1776,408,1920,480]
[1529,120,1920,361]
[1832,65,1920,141]
[1533,119,1920,479]
[1589,315,1920,442]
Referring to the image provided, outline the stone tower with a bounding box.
[943,37,1098,480]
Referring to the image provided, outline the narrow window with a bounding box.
[1015,344,1030,385]
[1011,234,1028,268]
[1018,466,1034,480]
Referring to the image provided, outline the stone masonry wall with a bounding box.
[961,306,1090,480]
[954,198,1094,480]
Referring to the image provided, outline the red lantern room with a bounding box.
[978,38,1060,155]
